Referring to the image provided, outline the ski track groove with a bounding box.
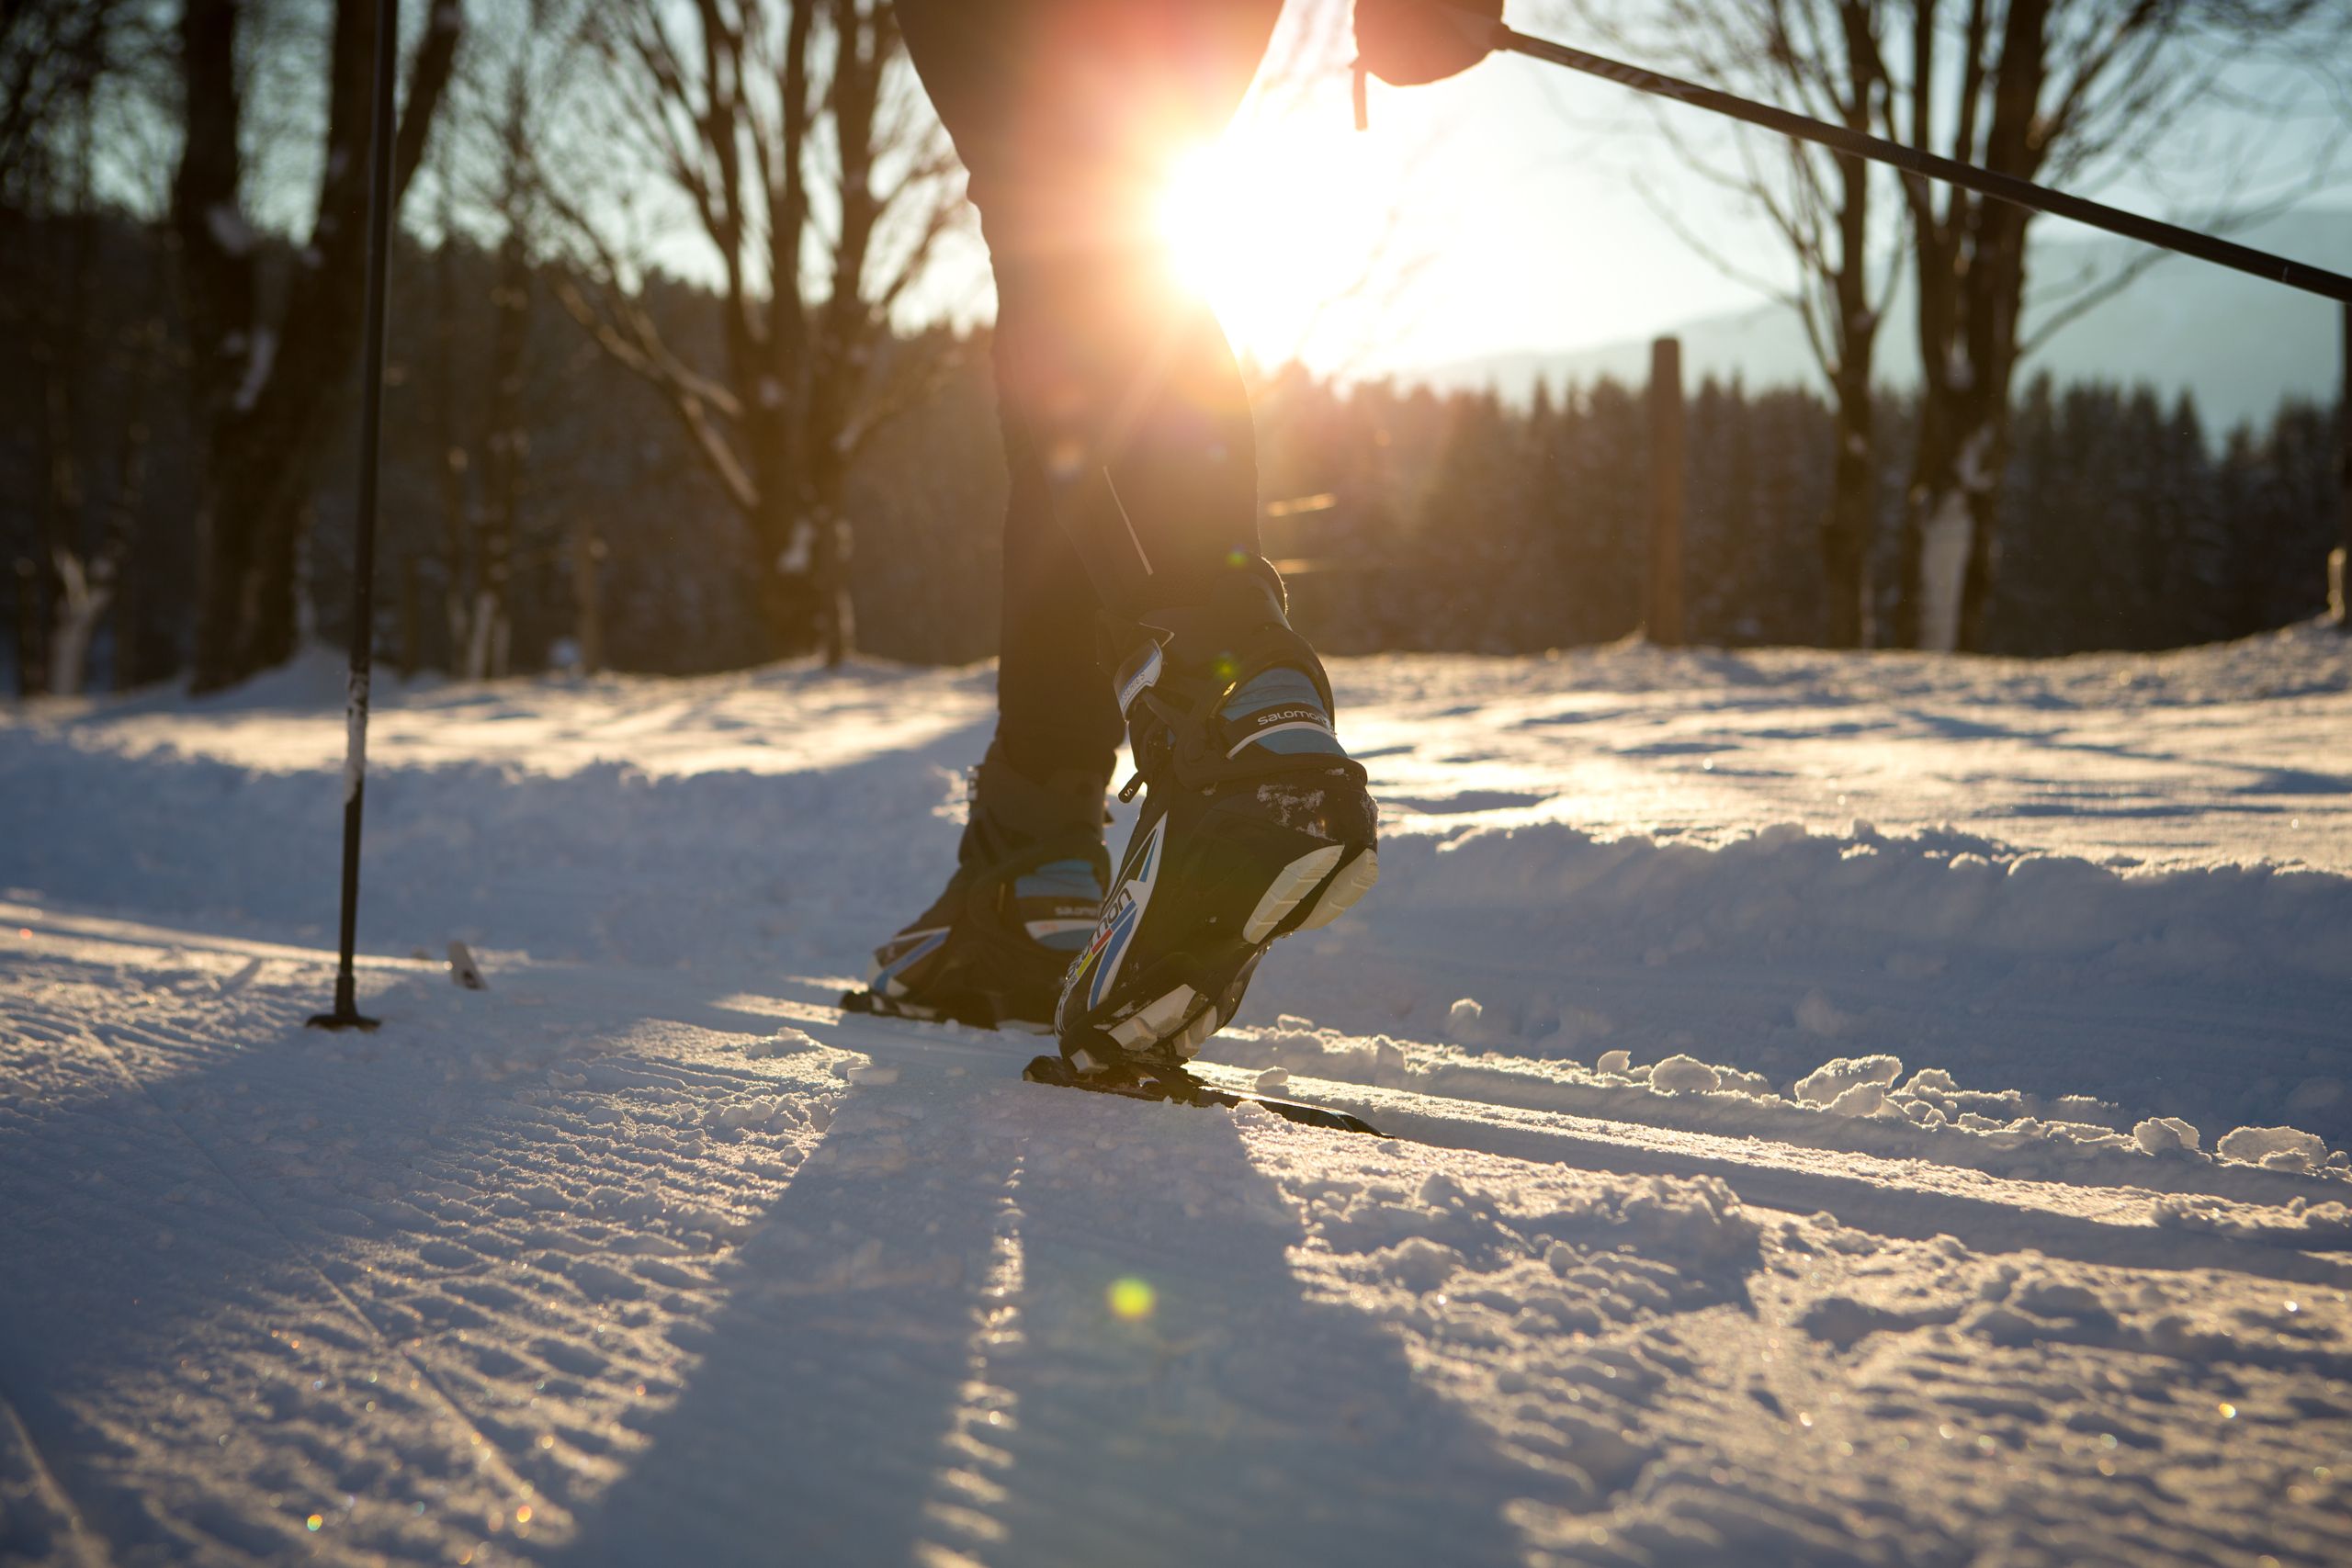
[8,941,2352,1565]
[65,1003,565,1549]
[0,1375,111,1568]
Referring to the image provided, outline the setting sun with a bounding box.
[1159,115,1398,368]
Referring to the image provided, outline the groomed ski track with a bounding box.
[8,907,2352,1567]
[5,632,2352,1566]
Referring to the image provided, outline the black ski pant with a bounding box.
[897,0,1286,787]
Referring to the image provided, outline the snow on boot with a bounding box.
[843,744,1109,1030]
[1055,567,1378,1081]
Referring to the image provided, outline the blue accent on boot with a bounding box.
[1222,667,1347,757]
[1013,859,1105,901]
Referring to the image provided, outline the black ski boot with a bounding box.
[1051,567,1378,1079]
[843,744,1109,1030]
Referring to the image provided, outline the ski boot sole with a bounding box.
[1089,843,1380,1061]
[1022,1053,1382,1134]
[840,985,1054,1033]
[1242,844,1343,941]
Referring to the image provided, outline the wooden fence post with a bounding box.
[573,521,605,674]
[2335,301,2349,629]
[398,555,420,680]
[1647,336,1685,646]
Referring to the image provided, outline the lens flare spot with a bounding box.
[1108,1277,1156,1320]
[306,1515,323,1532]
[516,1505,533,1523]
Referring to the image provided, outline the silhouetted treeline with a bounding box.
[1258,370,2341,659]
[4,210,2340,691]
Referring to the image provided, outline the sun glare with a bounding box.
[1159,114,1391,367]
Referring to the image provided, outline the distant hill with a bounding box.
[1405,209,2350,434]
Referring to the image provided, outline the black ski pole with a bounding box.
[1478,24,2352,306]
[309,0,401,1032]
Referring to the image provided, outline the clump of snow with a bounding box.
[713,1098,780,1131]
[743,1028,817,1058]
[1372,1234,1464,1292]
[2153,1192,2352,1245]
[2132,1115,2200,1155]
[2215,1124,2329,1173]
[446,939,488,989]
[1202,1032,2352,1201]
[1824,1081,1888,1118]
[1255,1067,1290,1090]
[1646,1054,1719,1094]
[1793,1055,1902,1105]
[844,1064,898,1087]
[1444,997,1491,1043]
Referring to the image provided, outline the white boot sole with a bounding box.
[1109,845,1380,1059]
[1294,847,1378,932]
[1241,844,1345,942]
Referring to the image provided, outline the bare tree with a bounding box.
[1566,0,2346,651]
[173,0,464,693]
[1594,0,1900,648]
[0,0,130,198]
[1884,0,2341,651]
[4,0,168,694]
[424,0,576,679]
[547,0,967,665]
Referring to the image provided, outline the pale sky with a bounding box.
[888,0,2346,387]
[381,0,2340,390]
[894,6,1784,376]
[1185,3,2349,381]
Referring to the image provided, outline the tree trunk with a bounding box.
[12,558,44,695]
[558,0,959,666]
[174,0,461,694]
[570,522,604,673]
[2335,301,2349,628]
[475,230,529,678]
[1820,99,1879,646]
[431,221,472,672]
[1896,0,2045,653]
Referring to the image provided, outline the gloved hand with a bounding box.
[1352,0,1505,87]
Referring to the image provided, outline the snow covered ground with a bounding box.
[4,626,2350,1566]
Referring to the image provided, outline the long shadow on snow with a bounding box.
[542,1082,1026,1565]
[0,959,581,1563]
[971,1100,1532,1566]
[548,1054,1532,1567]
[0,931,1016,1566]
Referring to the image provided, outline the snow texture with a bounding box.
[4,627,2351,1565]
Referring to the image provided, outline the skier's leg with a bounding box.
[848,0,1140,1024]
[873,0,1378,1061]
[993,373,1122,787]
[899,0,1280,614]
